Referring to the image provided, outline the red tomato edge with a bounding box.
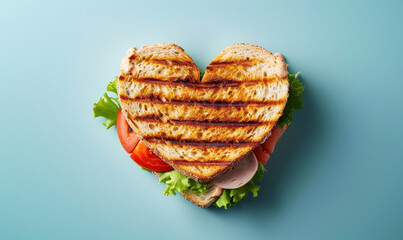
[117,109,172,172]
[130,142,173,172]
[117,109,140,153]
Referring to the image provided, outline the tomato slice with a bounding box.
[116,108,172,172]
[130,141,173,172]
[117,109,140,153]
[254,125,288,164]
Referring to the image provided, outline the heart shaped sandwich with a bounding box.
[93,43,304,208]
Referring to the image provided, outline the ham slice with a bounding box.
[212,125,288,189]
[212,153,258,189]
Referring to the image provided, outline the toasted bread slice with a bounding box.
[118,43,288,183]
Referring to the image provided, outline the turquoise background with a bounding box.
[1,0,402,239]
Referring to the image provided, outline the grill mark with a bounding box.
[130,115,276,127]
[120,77,285,87]
[149,59,194,67]
[206,59,265,70]
[201,77,279,83]
[144,137,256,147]
[206,64,248,71]
[135,78,241,88]
[119,95,286,107]
[171,160,232,166]
[209,60,250,65]
[208,59,265,66]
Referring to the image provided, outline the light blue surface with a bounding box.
[1,0,402,239]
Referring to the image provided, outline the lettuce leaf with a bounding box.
[214,163,265,209]
[156,170,207,196]
[276,73,304,127]
[93,77,120,129]
[106,77,119,94]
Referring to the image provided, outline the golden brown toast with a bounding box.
[118,43,289,183]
